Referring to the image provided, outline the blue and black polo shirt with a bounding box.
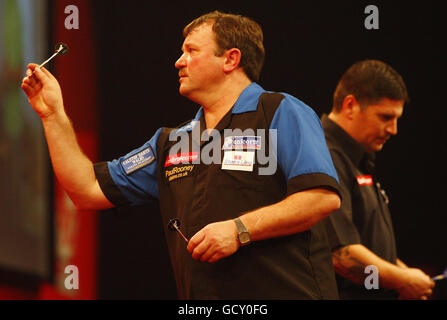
[94,83,341,299]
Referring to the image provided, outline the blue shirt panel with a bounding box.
[232,82,265,114]
[270,93,340,183]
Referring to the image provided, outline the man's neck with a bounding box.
[328,112,350,135]
[202,76,252,130]
[328,112,365,151]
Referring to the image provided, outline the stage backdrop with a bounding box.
[0,0,51,284]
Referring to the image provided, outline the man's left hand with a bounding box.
[187,220,239,263]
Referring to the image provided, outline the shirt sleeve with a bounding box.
[321,148,361,250]
[94,128,163,206]
[269,94,341,197]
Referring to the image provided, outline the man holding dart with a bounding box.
[22,11,342,299]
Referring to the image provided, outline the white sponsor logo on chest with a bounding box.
[221,151,255,172]
[222,136,261,150]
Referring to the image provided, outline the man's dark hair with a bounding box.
[332,60,410,112]
[183,11,265,82]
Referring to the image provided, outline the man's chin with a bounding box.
[179,86,199,101]
[363,141,385,153]
[370,143,384,152]
[179,85,189,97]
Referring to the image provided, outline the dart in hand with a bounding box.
[432,268,447,281]
[26,42,69,80]
[39,43,69,69]
[168,218,189,243]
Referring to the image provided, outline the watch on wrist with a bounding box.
[233,217,251,246]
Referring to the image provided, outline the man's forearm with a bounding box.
[188,188,340,263]
[332,244,406,289]
[42,112,104,208]
[239,188,340,242]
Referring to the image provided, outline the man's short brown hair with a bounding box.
[332,60,410,112]
[183,11,265,82]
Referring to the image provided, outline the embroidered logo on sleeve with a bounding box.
[121,147,155,175]
[222,136,261,150]
[356,175,373,186]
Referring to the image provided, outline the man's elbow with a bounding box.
[71,197,96,211]
[327,192,341,213]
[316,191,340,221]
[69,193,114,211]
[73,201,97,211]
[307,190,341,228]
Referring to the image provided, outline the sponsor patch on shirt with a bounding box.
[165,165,195,182]
[222,151,255,172]
[357,175,373,186]
[222,136,261,150]
[164,152,199,167]
[121,146,155,175]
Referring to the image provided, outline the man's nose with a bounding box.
[386,119,398,136]
[175,53,186,69]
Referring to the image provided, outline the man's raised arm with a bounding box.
[21,63,113,210]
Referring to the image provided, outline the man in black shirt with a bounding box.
[322,60,435,299]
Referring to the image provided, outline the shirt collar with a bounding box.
[321,114,375,168]
[188,82,265,132]
[231,82,265,114]
[192,82,264,118]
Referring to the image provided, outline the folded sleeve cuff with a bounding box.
[286,173,342,199]
[322,210,362,250]
[94,162,130,207]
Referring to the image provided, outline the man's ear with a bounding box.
[341,95,361,120]
[223,48,242,73]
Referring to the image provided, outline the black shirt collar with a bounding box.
[321,114,376,170]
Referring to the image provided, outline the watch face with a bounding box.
[239,232,250,244]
